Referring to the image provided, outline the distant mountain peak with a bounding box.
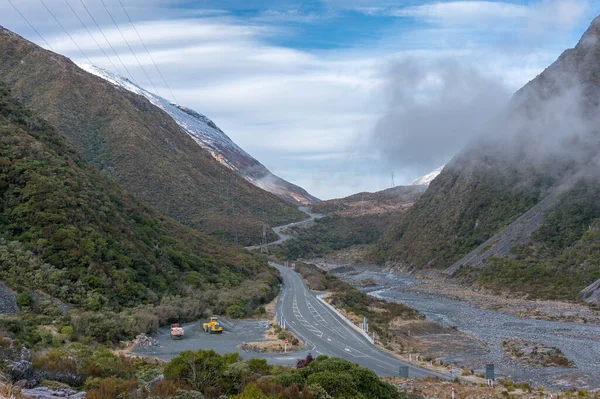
[411,166,444,186]
[80,64,319,205]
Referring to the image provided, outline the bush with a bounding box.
[226,303,247,319]
[232,382,268,399]
[164,350,241,394]
[85,378,138,399]
[16,292,34,310]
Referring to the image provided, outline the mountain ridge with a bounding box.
[0,82,278,323]
[79,64,319,205]
[376,14,600,302]
[0,26,305,246]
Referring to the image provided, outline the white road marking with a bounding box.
[293,296,324,338]
[270,262,448,380]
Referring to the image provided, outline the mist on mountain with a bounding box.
[370,58,511,178]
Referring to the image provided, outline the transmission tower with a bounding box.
[391,171,395,188]
[260,223,269,254]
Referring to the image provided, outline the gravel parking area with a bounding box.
[131,318,308,367]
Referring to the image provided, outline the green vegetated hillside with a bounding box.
[375,15,600,301]
[459,179,600,301]
[0,27,304,246]
[0,84,279,344]
[274,186,426,260]
[375,157,557,267]
[277,213,398,260]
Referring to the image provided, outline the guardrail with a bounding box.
[316,294,374,344]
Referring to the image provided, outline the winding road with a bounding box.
[135,208,447,379]
[271,261,448,378]
[245,206,322,250]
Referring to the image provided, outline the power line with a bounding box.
[63,0,121,75]
[117,0,179,104]
[76,0,137,84]
[7,0,54,51]
[98,0,161,96]
[38,0,93,65]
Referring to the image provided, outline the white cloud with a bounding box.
[2,0,593,199]
[257,9,323,23]
[391,1,528,27]
[528,0,590,33]
[387,0,590,33]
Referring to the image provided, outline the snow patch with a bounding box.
[78,64,318,204]
[411,166,444,186]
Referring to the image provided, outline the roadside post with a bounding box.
[486,364,495,387]
[284,339,288,353]
[399,366,409,378]
[451,387,455,399]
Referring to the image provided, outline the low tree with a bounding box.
[164,349,241,394]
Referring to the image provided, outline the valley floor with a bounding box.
[317,261,600,390]
[310,248,600,325]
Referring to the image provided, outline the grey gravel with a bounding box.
[131,318,308,368]
[0,281,18,314]
[334,268,600,390]
[21,386,85,399]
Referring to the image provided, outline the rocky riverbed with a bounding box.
[329,265,600,390]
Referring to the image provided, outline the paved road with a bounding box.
[272,262,448,379]
[245,206,322,250]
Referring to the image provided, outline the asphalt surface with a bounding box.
[245,206,322,250]
[132,261,448,379]
[134,207,447,379]
[272,262,448,379]
[131,318,305,367]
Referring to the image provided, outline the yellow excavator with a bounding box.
[202,316,223,334]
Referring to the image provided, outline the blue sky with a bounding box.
[2,0,599,198]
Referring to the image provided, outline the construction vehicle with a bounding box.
[202,316,224,334]
[170,323,184,340]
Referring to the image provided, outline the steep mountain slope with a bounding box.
[0,83,278,321]
[377,15,600,301]
[0,27,304,246]
[80,65,319,205]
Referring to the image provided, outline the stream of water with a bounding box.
[333,267,600,390]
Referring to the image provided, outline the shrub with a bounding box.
[85,378,138,399]
[16,292,34,310]
[296,353,314,369]
[232,382,268,399]
[164,350,240,394]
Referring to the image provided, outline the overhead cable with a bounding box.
[38,0,93,64]
[98,0,161,96]
[63,0,122,75]
[7,0,54,51]
[117,0,179,103]
[76,0,137,84]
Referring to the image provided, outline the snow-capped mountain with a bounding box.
[411,166,444,186]
[80,64,319,205]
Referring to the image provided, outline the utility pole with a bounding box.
[230,178,239,251]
